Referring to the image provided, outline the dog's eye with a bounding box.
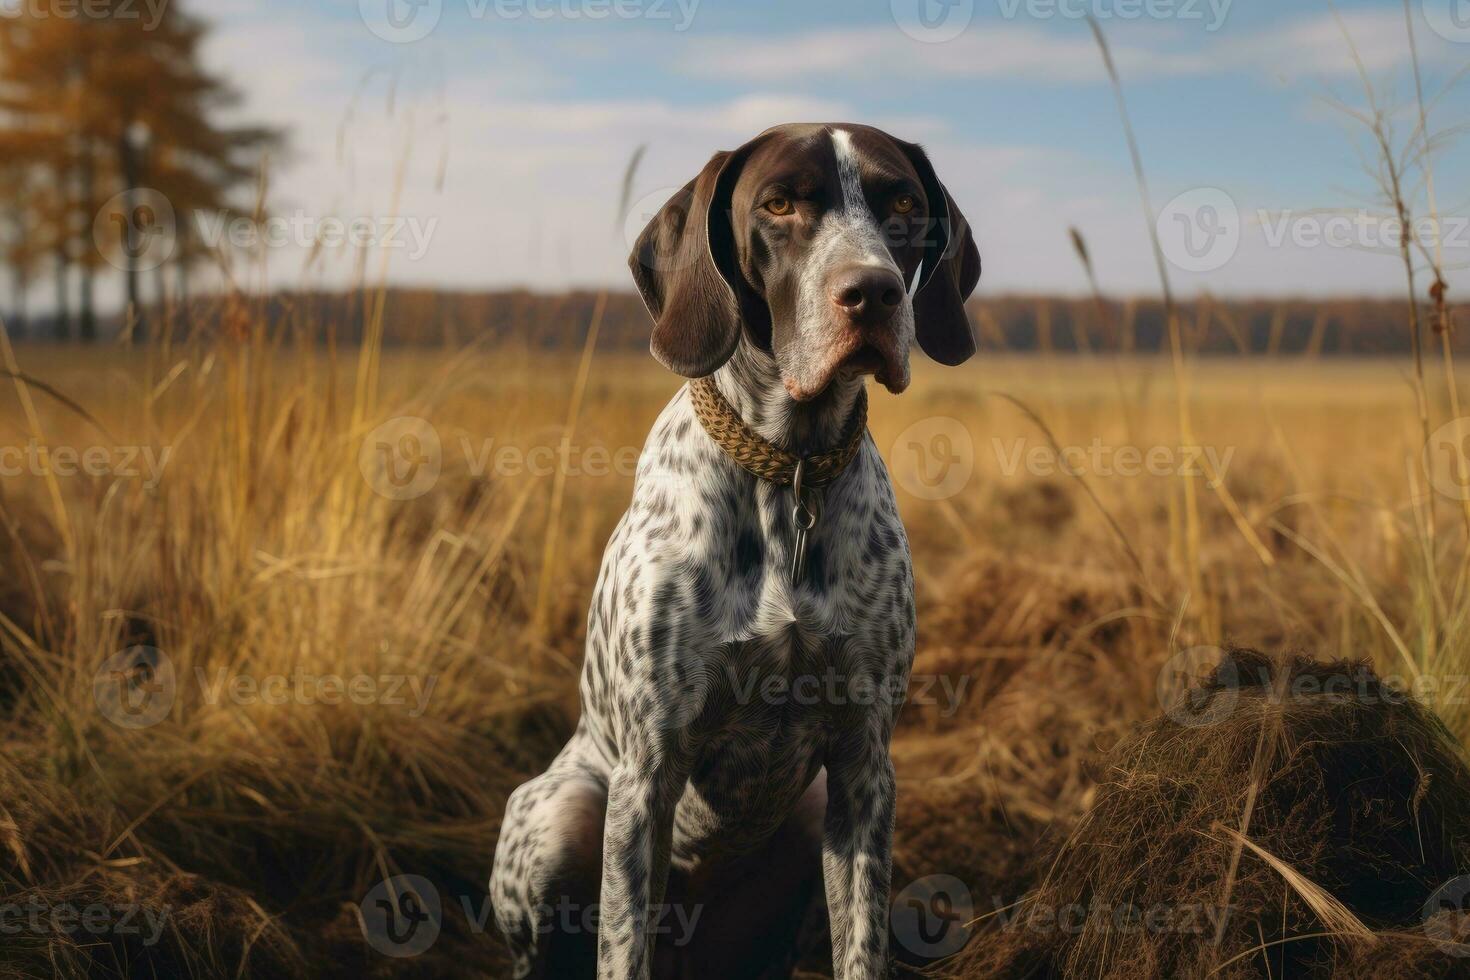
[892,194,917,215]
[764,197,795,216]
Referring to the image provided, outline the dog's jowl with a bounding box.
[490,123,981,980]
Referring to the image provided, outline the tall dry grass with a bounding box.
[1,310,1468,975]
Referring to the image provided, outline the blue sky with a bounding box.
[193,0,1470,297]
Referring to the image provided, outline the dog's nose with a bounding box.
[829,266,904,327]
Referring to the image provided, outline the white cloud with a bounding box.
[1205,9,1455,81]
[673,25,1210,85]
[670,12,1458,87]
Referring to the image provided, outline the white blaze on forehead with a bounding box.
[830,130,866,217]
[829,128,889,268]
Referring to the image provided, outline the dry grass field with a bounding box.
[2,319,1470,977]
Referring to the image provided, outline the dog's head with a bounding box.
[629,123,982,402]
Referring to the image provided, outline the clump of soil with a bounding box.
[948,650,1470,978]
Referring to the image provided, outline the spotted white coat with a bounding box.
[491,129,921,980]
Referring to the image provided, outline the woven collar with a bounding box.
[688,376,868,487]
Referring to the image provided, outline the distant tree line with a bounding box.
[0,0,277,341]
[155,288,1464,357]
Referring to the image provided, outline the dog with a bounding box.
[490,122,980,979]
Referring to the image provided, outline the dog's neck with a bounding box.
[711,338,866,456]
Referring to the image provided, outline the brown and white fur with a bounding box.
[490,122,981,980]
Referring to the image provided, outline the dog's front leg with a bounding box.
[598,758,682,980]
[822,721,898,979]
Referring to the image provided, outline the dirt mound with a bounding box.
[947,650,1470,978]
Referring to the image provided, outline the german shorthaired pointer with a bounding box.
[491,122,980,979]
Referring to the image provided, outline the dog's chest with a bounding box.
[682,432,914,672]
[672,627,877,855]
[681,495,911,858]
[580,394,916,848]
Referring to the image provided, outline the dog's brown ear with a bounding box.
[898,140,982,366]
[629,147,754,378]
